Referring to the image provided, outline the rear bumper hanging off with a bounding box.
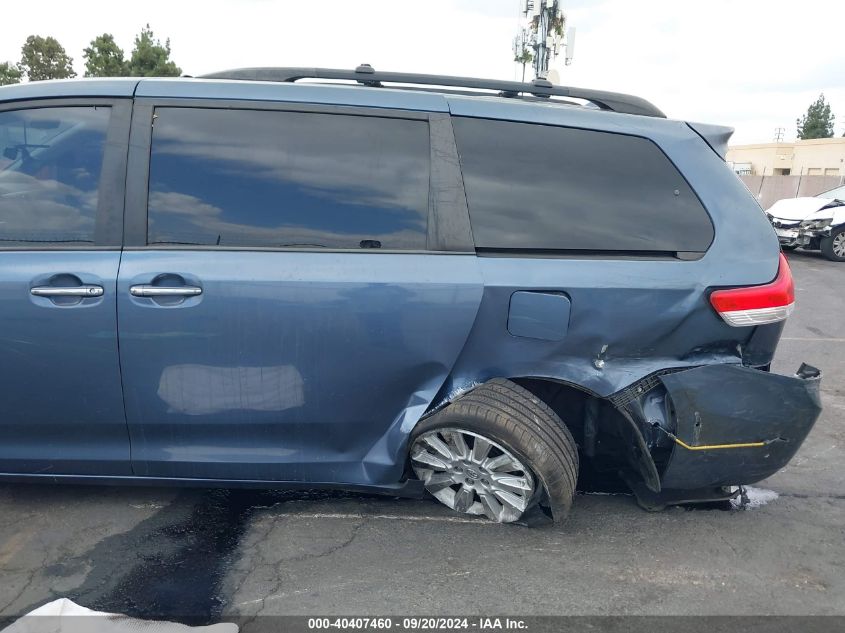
[656,363,821,490]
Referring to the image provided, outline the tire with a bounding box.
[410,378,579,523]
[820,226,845,262]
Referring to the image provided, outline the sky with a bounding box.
[2,0,844,144]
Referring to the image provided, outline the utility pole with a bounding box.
[515,1,574,81]
[774,127,785,143]
[533,0,555,79]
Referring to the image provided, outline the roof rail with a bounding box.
[198,64,666,118]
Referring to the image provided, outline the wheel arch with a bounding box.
[421,375,661,494]
[410,377,580,522]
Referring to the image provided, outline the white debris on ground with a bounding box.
[731,486,780,509]
[0,599,237,633]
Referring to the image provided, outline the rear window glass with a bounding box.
[0,106,109,246]
[452,117,714,253]
[147,108,430,250]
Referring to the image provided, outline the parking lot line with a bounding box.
[278,511,489,524]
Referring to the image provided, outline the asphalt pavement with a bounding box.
[0,249,842,627]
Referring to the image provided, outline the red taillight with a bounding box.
[710,253,795,327]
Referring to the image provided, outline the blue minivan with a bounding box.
[0,67,821,523]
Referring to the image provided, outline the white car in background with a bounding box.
[766,184,845,262]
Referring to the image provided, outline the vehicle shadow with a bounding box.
[784,248,833,263]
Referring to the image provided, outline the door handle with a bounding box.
[31,285,104,297]
[129,285,203,297]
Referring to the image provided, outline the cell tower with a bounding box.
[514,0,575,81]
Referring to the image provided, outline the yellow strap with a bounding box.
[672,437,766,451]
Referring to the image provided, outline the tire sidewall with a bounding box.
[821,226,845,262]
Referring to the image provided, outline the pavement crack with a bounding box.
[285,516,367,564]
[227,515,277,604]
[247,516,368,617]
[718,533,741,558]
[0,569,37,615]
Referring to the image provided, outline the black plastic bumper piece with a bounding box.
[657,364,822,489]
[624,476,739,512]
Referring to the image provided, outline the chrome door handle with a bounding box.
[130,285,203,297]
[31,285,104,297]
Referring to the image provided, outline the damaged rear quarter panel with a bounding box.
[437,255,760,401]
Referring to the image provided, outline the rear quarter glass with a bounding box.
[451,116,714,254]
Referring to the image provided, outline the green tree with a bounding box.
[0,62,22,85]
[796,94,835,140]
[127,25,181,77]
[83,34,128,77]
[19,35,76,81]
[514,48,533,83]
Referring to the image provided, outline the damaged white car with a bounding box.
[766,184,845,261]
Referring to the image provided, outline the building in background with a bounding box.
[727,137,845,177]
[727,137,845,210]
[728,138,845,209]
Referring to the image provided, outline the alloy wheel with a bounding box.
[410,428,536,523]
[833,232,845,258]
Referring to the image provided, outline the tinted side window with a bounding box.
[452,117,714,253]
[147,108,430,250]
[0,107,110,246]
